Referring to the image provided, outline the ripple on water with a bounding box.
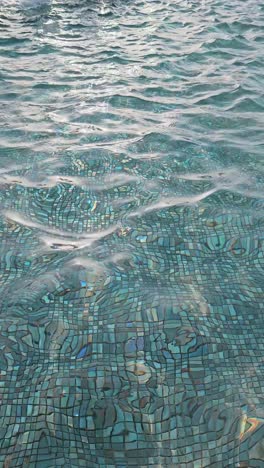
[0,0,264,466]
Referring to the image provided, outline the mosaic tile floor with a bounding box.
[0,159,263,467]
[0,0,264,466]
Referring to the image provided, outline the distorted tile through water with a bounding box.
[0,0,264,466]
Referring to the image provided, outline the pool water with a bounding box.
[0,0,263,466]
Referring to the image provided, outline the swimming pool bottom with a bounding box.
[0,194,263,467]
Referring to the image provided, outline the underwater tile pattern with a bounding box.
[0,0,264,466]
[0,172,264,467]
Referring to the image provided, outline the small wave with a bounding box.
[3,209,118,247]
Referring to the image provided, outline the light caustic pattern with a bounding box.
[0,0,264,466]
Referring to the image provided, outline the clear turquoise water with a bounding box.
[0,0,264,466]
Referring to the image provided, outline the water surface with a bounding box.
[0,0,264,466]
